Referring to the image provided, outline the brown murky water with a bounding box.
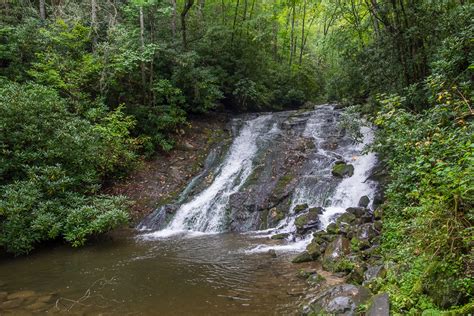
[0,231,310,315]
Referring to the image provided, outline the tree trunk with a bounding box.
[299,0,307,65]
[39,0,46,20]
[91,0,97,49]
[139,6,147,92]
[171,0,177,38]
[289,0,296,66]
[181,0,194,49]
[231,0,240,43]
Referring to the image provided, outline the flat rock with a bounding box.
[367,293,390,316]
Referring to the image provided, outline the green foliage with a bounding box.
[371,78,473,313]
[0,81,134,254]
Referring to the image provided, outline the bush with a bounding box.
[0,81,134,254]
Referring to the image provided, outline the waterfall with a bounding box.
[142,114,280,238]
[139,105,378,249]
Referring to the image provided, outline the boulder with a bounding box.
[293,203,309,214]
[307,273,325,286]
[332,162,354,178]
[346,207,369,217]
[336,212,357,225]
[292,251,313,263]
[366,293,390,316]
[306,236,328,259]
[326,222,337,234]
[303,284,371,315]
[295,207,323,234]
[268,249,277,258]
[364,265,386,284]
[356,223,378,243]
[271,233,289,240]
[322,236,351,271]
[358,196,370,208]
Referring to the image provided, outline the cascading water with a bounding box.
[139,105,378,254]
[142,114,281,238]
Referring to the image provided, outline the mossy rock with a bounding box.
[295,207,323,234]
[326,222,337,234]
[306,236,327,259]
[293,203,308,214]
[322,236,351,272]
[271,233,289,240]
[336,212,357,225]
[292,251,314,263]
[307,273,326,286]
[332,162,354,178]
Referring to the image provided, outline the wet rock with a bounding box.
[364,265,386,285]
[303,284,371,315]
[306,236,327,259]
[268,249,277,258]
[358,196,370,208]
[347,265,365,285]
[0,291,7,301]
[373,207,383,220]
[336,212,356,225]
[366,293,390,316]
[360,213,374,224]
[295,207,323,234]
[322,236,351,271]
[307,273,325,286]
[296,269,318,279]
[326,222,337,234]
[293,203,308,214]
[346,207,369,217]
[374,220,382,232]
[36,294,55,303]
[7,290,36,300]
[1,298,24,309]
[332,162,354,178]
[270,233,289,240]
[356,223,378,243]
[292,251,313,263]
[372,191,384,210]
[26,301,49,311]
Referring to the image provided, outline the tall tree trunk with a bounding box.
[299,0,307,65]
[170,0,177,39]
[289,0,296,66]
[139,6,147,93]
[181,0,194,49]
[91,0,97,49]
[231,0,240,43]
[39,0,46,20]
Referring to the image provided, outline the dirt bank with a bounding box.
[104,113,231,223]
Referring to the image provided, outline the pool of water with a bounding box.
[0,230,309,315]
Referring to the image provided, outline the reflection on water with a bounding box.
[0,231,307,315]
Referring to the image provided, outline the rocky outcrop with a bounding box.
[332,161,355,177]
[303,284,371,315]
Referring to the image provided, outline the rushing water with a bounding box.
[0,105,378,315]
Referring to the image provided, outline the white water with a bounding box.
[143,115,278,239]
[142,106,378,255]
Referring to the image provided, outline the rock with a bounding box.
[26,301,49,311]
[293,203,308,214]
[346,207,369,217]
[292,251,313,263]
[366,293,390,316]
[7,290,36,300]
[326,222,337,234]
[0,291,7,301]
[303,284,371,315]
[296,269,317,279]
[268,249,277,258]
[1,298,24,309]
[322,236,351,271]
[332,162,354,178]
[36,294,55,303]
[374,220,382,232]
[336,212,356,225]
[183,141,195,150]
[295,207,323,234]
[372,192,384,210]
[358,196,370,208]
[271,233,289,240]
[356,223,378,243]
[364,265,386,285]
[307,273,325,286]
[306,236,327,259]
[373,207,383,220]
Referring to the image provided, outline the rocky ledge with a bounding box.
[291,198,390,316]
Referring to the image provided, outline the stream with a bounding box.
[0,105,377,315]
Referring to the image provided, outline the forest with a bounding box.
[0,0,473,314]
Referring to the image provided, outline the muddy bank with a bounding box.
[103,113,231,223]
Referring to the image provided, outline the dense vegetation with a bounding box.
[0,0,472,313]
